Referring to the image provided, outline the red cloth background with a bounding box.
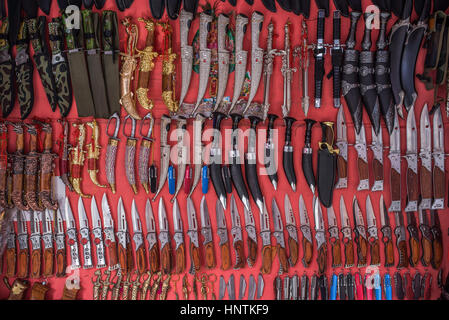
[1,0,448,300]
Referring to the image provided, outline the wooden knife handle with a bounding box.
[43,248,54,278]
[30,249,41,279]
[160,244,172,275]
[233,240,245,269]
[390,169,401,202]
[204,242,216,269]
[190,243,201,272]
[406,168,419,202]
[373,158,383,183]
[220,242,231,271]
[337,155,347,180]
[148,245,160,273]
[247,238,258,267]
[409,236,420,267]
[420,167,432,200]
[331,239,342,268]
[421,237,433,267]
[433,166,445,200]
[5,248,16,278]
[118,243,127,273]
[260,245,272,275]
[432,238,443,270]
[356,235,368,267]
[344,239,355,268]
[302,238,313,267]
[277,246,289,273]
[316,245,327,275]
[397,240,409,269]
[135,246,147,274]
[288,237,299,267]
[126,244,134,271]
[370,239,380,266]
[107,241,119,268]
[175,243,185,274]
[384,239,395,267]
[357,157,369,182]
[55,248,66,278]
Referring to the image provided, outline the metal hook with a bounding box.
[123,115,137,138]
[106,113,121,139]
[140,113,155,140]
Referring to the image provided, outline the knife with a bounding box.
[91,196,106,269]
[366,195,380,266]
[78,197,93,269]
[284,194,299,267]
[5,212,16,278]
[259,197,272,274]
[431,107,445,210]
[42,209,54,277]
[187,197,201,273]
[339,196,354,268]
[335,107,348,189]
[172,198,185,274]
[238,274,247,300]
[394,211,409,269]
[327,204,342,268]
[419,104,432,209]
[219,275,226,300]
[418,207,433,267]
[131,199,146,274]
[430,210,442,270]
[299,194,313,268]
[200,196,216,269]
[274,275,282,300]
[30,211,42,278]
[352,197,368,268]
[370,125,383,191]
[230,194,245,270]
[406,211,420,267]
[145,199,160,273]
[379,194,394,267]
[313,195,327,275]
[64,197,81,270]
[117,197,133,273]
[16,210,29,278]
[248,274,256,300]
[244,204,258,267]
[405,104,419,212]
[159,197,172,275]
[388,108,401,212]
[272,197,289,273]
[301,274,309,300]
[228,274,236,300]
[354,122,369,191]
[101,193,118,270]
[215,199,231,271]
[54,207,67,277]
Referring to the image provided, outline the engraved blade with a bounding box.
[339,196,350,230]
[248,274,257,300]
[117,197,127,232]
[230,194,242,229]
[131,199,142,233]
[77,197,89,230]
[284,194,296,227]
[353,197,365,227]
[336,107,347,143]
[228,274,236,300]
[55,208,64,235]
[433,107,444,153]
[272,198,283,232]
[379,194,389,227]
[200,195,211,229]
[365,195,377,230]
[187,197,198,232]
[101,193,114,229]
[239,274,247,300]
[406,104,417,153]
[158,198,169,232]
[257,273,265,299]
[64,196,76,230]
[259,197,270,233]
[172,198,183,233]
[90,195,102,230]
[327,205,337,228]
[145,199,156,233]
[420,104,431,153]
[299,194,311,228]
[30,210,41,236]
[215,200,227,230]
[42,209,52,235]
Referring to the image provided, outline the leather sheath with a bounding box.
[166,0,181,20]
[24,125,43,211]
[317,123,338,208]
[183,0,198,14]
[0,18,15,118]
[149,0,165,20]
[39,122,58,210]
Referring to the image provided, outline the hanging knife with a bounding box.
[200,196,215,269]
[302,119,317,193]
[283,116,297,192]
[406,211,420,267]
[366,195,380,266]
[101,193,118,271]
[248,274,256,300]
[284,194,299,267]
[419,104,432,209]
[418,207,433,267]
[186,197,201,273]
[340,196,354,268]
[243,11,264,114]
[388,108,401,212]
[105,113,120,194]
[430,210,442,270]
[30,211,41,278]
[300,19,310,116]
[179,9,193,107]
[353,197,368,268]
[131,199,146,274]
[272,197,289,274]
[158,198,172,275]
[327,204,341,268]
[299,195,313,268]
[331,10,343,108]
[91,196,106,269]
[64,197,81,270]
[313,196,327,275]
[172,117,188,202]
[230,194,245,270]
[214,13,230,111]
[301,274,309,300]
[117,197,133,273]
[432,107,445,210]
[380,194,394,267]
[394,211,409,269]
[405,104,419,212]
[188,113,206,198]
[210,111,227,210]
[145,199,160,273]
[314,9,326,109]
[216,200,231,271]
[262,20,274,120]
[394,272,405,300]
[244,204,258,268]
[354,122,369,191]
[54,207,66,277]
[42,209,54,278]
[335,107,347,189]
[123,116,138,194]
[264,114,278,190]
[219,275,226,300]
[370,123,383,191]
[260,198,272,274]
[78,197,93,269]
[153,115,171,201]
[172,198,185,274]
[274,275,282,300]
[17,210,29,278]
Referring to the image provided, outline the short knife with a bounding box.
[216,200,231,270]
[200,196,216,269]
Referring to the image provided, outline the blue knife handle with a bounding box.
[330,274,338,300]
[202,165,209,194]
[384,274,392,300]
[168,166,175,194]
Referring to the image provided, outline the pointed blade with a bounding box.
[55,208,65,235]
[158,198,169,232]
[101,193,113,229]
[228,274,236,300]
[78,197,89,230]
[145,199,156,233]
[327,205,337,228]
[355,122,367,145]
[230,194,242,229]
[339,196,350,228]
[352,197,365,227]
[271,198,283,232]
[17,210,27,234]
[200,196,211,229]
[244,206,256,228]
[239,275,247,300]
[260,197,270,233]
[90,196,102,230]
[406,105,417,153]
[433,107,444,153]
[216,200,227,230]
[336,106,347,143]
[117,197,127,232]
[42,209,52,235]
[313,196,324,232]
[284,194,296,227]
[390,109,401,152]
[257,273,265,299]
[365,195,377,229]
[248,274,257,300]
[299,194,311,227]
[420,104,431,153]
[31,211,41,235]
[187,197,198,231]
[131,199,142,233]
[379,194,390,227]
[172,198,183,232]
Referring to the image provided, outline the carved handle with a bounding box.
[421,237,432,267]
[107,241,118,268]
[233,240,245,269]
[30,249,41,278]
[55,248,66,278]
[126,243,134,271]
[118,243,127,273]
[331,239,342,268]
[175,243,185,274]
[337,156,347,181]
[135,246,147,274]
[316,245,327,275]
[302,238,313,267]
[406,168,419,202]
[409,236,420,267]
[384,239,394,267]
[43,248,54,277]
[148,245,160,273]
[190,243,201,272]
[432,238,442,269]
[278,246,289,273]
[433,166,445,200]
[390,169,401,202]
[5,248,16,277]
[344,240,355,267]
[260,245,272,274]
[372,158,383,184]
[220,242,231,271]
[397,240,409,269]
[204,242,216,269]
[288,237,299,267]
[370,239,380,266]
[356,235,368,267]
[161,244,172,275]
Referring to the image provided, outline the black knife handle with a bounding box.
[213,111,226,132]
[266,114,278,142]
[402,0,413,20]
[317,9,325,40]
[230,113,243,148]
[284,117,296,144]
[346,11,361,50]
[304,119,316,146]
[333,10,340,41]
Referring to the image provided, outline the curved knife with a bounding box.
[265,114,279,189]
[179,9,194,107]
[210,112,227,210]
[171,117,188,202]
[272,197,289,273]
[152,115,171,201]
[284,194,299,267]
[299,195,313,268]
[245,116,264,213]
[214,13,231,111]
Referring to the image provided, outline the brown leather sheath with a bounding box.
[30,282,49,300]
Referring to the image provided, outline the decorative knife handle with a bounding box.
[190,243,201,273]
[420,159,432,207]
[126,241,134,271]
[420,231,433,267]
[135,245,147,274]
[432,165,445,208]
[247,237,258,267]
[405,155,419,209]
[233,240,245,269]
[43,247,54,277]
[106,137,119,193]
[356,150,369,190]
[369,238,381,266]
[354,234,368,267]
[161,243,172,275]
[17,248,29,278]
[204,242,216,269]
[220,242,231,271]
[67,229,81,269]
[277,245,289,273]
[117,242,127,273]
[395,235,409,269]
[30,248,41,278]
[260,244,272,275]
[55,247,66,277]
[343,238,355,268]
[174,242,185,274]
[431,224,442,270]
[407,224,420,267]
[147,243,160,274]
[316,243,327,275]
[372,157,383,189]
[287,235,299,267]
[302,237,313,268]
[5,248,16,277]
[330,237,342,268]
[381,226,394,267]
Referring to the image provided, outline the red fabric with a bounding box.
[1,0,448,300]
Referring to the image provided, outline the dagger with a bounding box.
[239,274,247,300]
[179,9,193,107]
[138,113,155,194]
[214,13,231,112]
[215,200,231,271]
[272,197,289,274]
[354,122,369,191]
[313,196,327,275]
[200,196,216,269]
[65,197,82,271]
[335,107,348,189]
[352,197,368,268]
[91,196,106,269]
[299,195,313,268]
[53,208,65,277]
[302,119,317,193]
[101,193,118,271]
[105,113,120,194]
[418,207,433,267]
[16,210,29,278]
[245,116,264,213]
[326,204,341,268]
[388,108,401,212]
[419,104,432,209]
[299,19,310,116]
[431,107,445,210]
[244,203,258,268]
[186,197,201,273]
[171,117,188,202]
[405,104,419,212]
[228,274,236,300]
[78,197,93,269]
[339,196,354,268]
[172,198,185,274]
[230,194,245,270]
[366,195,380,266]
[145,199,160,273]
[284,194,299,267]
[123,115,138,194]
[153,115,171,201]
[131,199,146,274]
[5,212,16,278]
[42,209,54,278]
[30,211,42,278]
[283,117,297,192]
[116,197,133,273]
[314,9,326,109]
[379,194,394,267]
[158,197,172,275]
[331,10,343,109]
[394,210,409,269]
[260,198,272,274]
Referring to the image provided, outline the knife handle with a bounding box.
[420,167,432,200]
[302,238,313,268]
[343,239,355,268]
[433,166,445,200]
[355,235,368,267]
[390,169,401,201]
[316,245,327,275]
[204,242,216,269]
[337,155,347,182]
[373,158,383,183]
[175,243,185,274]
[357,157,369,183]
[330,238,342,268]
[369,239,380,266]
[135,246,147,274]
[260,245,272,274]
[118,243,127,273]
[354,275,364,300]
[397,240,409,269]
[148,244,160,273]
[43,247,54,277]
[432,237,443,270]
[55,248,66,278]
[107,241,119,268]
[233,240,245,269]
[421,236,433,267]
[5,248,16,278]
[383,238,395,267]
[161,244,172,275]
[126,244,134,271]
[288,236,299,267]
[17,249,28,279]
[277,246,289,273]
[408,236,420,267]
[406,168,419,202]
[190,243,201,272]
[220,242,231,270]
[30,249,41,278]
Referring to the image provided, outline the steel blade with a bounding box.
[200,196,211,229]
[117,197,127,232]
[90,195,102,230]
[64,196,76,230]
[379,194,389,227]
[248,274,257,300]
[365,195,377,229]
[260,197,270,232]
[339,196,350,229]
[284,194,296,226]
[172,198,183,232]
[433,107,444,153]
[239,275,247,300]
[313,196,324,232]
[187,197,198,231]
[406,104,417,153]
[272,198,283,232]
[101,193,113,229]
[336,106,347,143]
[131,199,142,233]
[420,104,431,153]
[55,208,65,235]
[327,205,337,228]
[390,109,401,152]
[299,194,311,227]
[158,198,169,232]
[215,200,227,230]
[230,194,242,229]
[78,197,89,230]
[352,196,365,227]
[42,209,52,234]
[145,199,156,233]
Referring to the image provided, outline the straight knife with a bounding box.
[244,204,258,268]
[405,104,419,212]
[5,212,16,278]
[214,13,230,111]
[406,211,420,267]
[219,275,226,300]
[313,196,327,275]
[159,198,172,274]
[366,195,380,266]
[419,104,432,209]
[228,274,236,300]
[432,107,445,209]
[187,197,201,273]
[54,207,67,277]
[131,199,146,274]
[173,198,185,274]
[339,196,354,268]
[117,197,133,273]
[352,197,368,268]
[284,194,299,267]
[200,196,216,269]
[388,108,401,212]
[430,210,443,270]
[260,198,272,275]
[216,200,231,270]
[248,274,256,300]
[354,122,369,191]
[379,194,394,267]
[370,125,383,191]
[30,211,42,278]
[78,197,93,269]
[17,210,29,278]
[101,193,119,270]
[418,207,433,267]
[272,197,289,273]
[327,204,342,268]
[394,211,409,269]
[335,107,348,189]
[230,194,245,269]
[91,196,106,269]
[42,209,54,278]
[145,199,160,273]
[239,274,247,300]
[64,197,81,269]
[299,195,313,268]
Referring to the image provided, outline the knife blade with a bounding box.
[131,199,146,274]
[172,198,185,274]
[419,104,432,209]
[379,194,394,267]
[339,196,354,268]
[64,197,81,270]
[299,194,313,268]
[272,197,289,273]
[42,209,54,277]
[406,211,420,267]
[354,122,369,191]
[54,207,67,277]
[219,275,226,300]
[30,210,42,278]
[248,274,256,300]
[116,197,131,273]
[388,108,401,212]
[17,210,29,278]
[200,196,216,269]
[78,197,93,269]
[230,194,245,270]
[352,197,368,268]
[313,195,327,274]
[187,197,201,273]
[366,195,380,266]
[284,194,299,267]
[91,195,106,269]
[431,107,445,210]
[244,204,258,267]
[238,274,247,300]
[101,193,118,270]
[418,207,433,267]
[145,199,160,273]
[159,197,172,275]
[228,274,236,300]
[327,204,342,268]
[335,107,348,189]
[259,197,272,274]
[405,104,419,212]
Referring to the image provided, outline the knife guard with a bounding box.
[421,236,433,267]
[277,246,289,273]
[383,238,395,267]
[343,239,355,268]
[233,240,245,269]
[106,241,119,268]
[288,236,299,266]
[260,244,272,274]
[30,249,41,278]
[148,244,160,273]
[118,243,127,273]
[408,233,420,267]
[406,167,419,203]
[369,239,381,266]
[55,248,66,278]
[397,240,409,269]
[135,246,147,274]
[43,248,54,277]
[316,245,327,275]
[161,244,172,275]
[302,238,313,267]
[355,235,368,267]
[220,242,231,270]
[204,242,216,269]
[5,248,16,277]
[330,239,342,268]
[190,243,201,272]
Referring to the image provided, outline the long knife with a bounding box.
[260,197,272,274]
[406,210,420,267]
[394,211,409,269]
[331,10,343,108]
[158,197,172,274]
[214,13,230,111]
[179,9,193,107]
[188,113,206,198]
[244,204,258,268]
[352,196,368,268]
[313,196,327,275]
[145,199,160,273]
[0,18,15,118]
[54,207,67,277]
[78,197,93,269]
[42,209,54,278]
[405,104,419,212]
[187,197,201,273]
[117,196,133,273]
[418,207,433,267]
[17,210,29,278]
[200,196,216,269]
[432,107,445,210]
[388,108,401,212]
[419,104,432,209]
[262,20,274,120]
[131,199,146,274]
[366,195,380,266]
[284,194,299,267]
[354,122,369,191]
[339,196,354,268]
[327,204,341,268]
[314,9,326,109]
[152,115,171,201]
[216,200,231,270]
[173,198,185,274]
[230,194,245,270]
[64,197,81,270]
[430,210,442,270]
[272,197,289,273]
[335,107,348,189]
[299,194,313,268]
[30,210,41,278]
[91,196,106,269]
[101,193,118,270]
[379,194,394,267]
